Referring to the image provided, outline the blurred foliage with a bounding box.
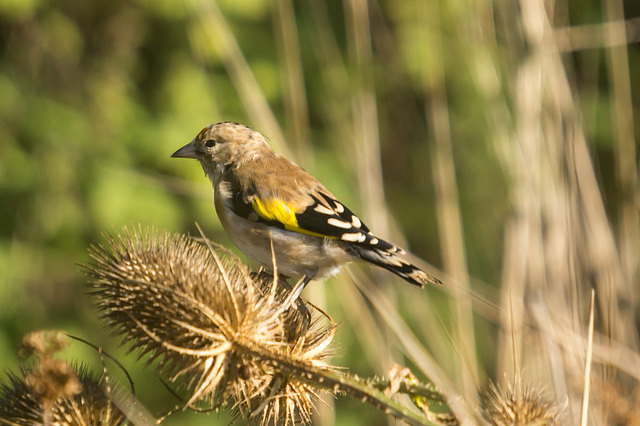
[0,0,638,424]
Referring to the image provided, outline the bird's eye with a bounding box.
[205,139,216,147]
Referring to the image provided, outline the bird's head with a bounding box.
[172,122,270,180]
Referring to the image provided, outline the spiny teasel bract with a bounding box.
[0,363,128,426]
[483,374,563,426]
[84,227,336,425]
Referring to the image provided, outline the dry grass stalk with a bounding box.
[187,0,289,157]
[492,1,640,422]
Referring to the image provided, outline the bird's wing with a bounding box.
[229,184,404,255]
[224,162,442,287]
[225,156,404,254]
[292,191,405,254]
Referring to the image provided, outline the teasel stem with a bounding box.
[240,342,454,426]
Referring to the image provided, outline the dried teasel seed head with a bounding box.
[24,357,82,411]
[483,374,563,426]
[84,226,337,425]
[0,364,128,426]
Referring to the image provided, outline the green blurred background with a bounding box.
[1,0,638,424]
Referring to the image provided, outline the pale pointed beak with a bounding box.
[171,140,198,159]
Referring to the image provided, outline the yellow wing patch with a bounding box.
[252,198,297,227]
[251,198,332,239]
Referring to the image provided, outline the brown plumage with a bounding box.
[172,122,441,299]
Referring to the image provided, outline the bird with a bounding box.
[172,122,441,301]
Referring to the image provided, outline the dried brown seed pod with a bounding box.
[85,227,336,425]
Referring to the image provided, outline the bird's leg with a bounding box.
[287,274,313,306]
[283,273,314,338]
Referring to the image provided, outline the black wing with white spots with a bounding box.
[295,192,404,254]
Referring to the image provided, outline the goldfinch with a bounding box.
[172,122,441,300]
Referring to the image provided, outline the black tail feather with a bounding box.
[352,247,442,287]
